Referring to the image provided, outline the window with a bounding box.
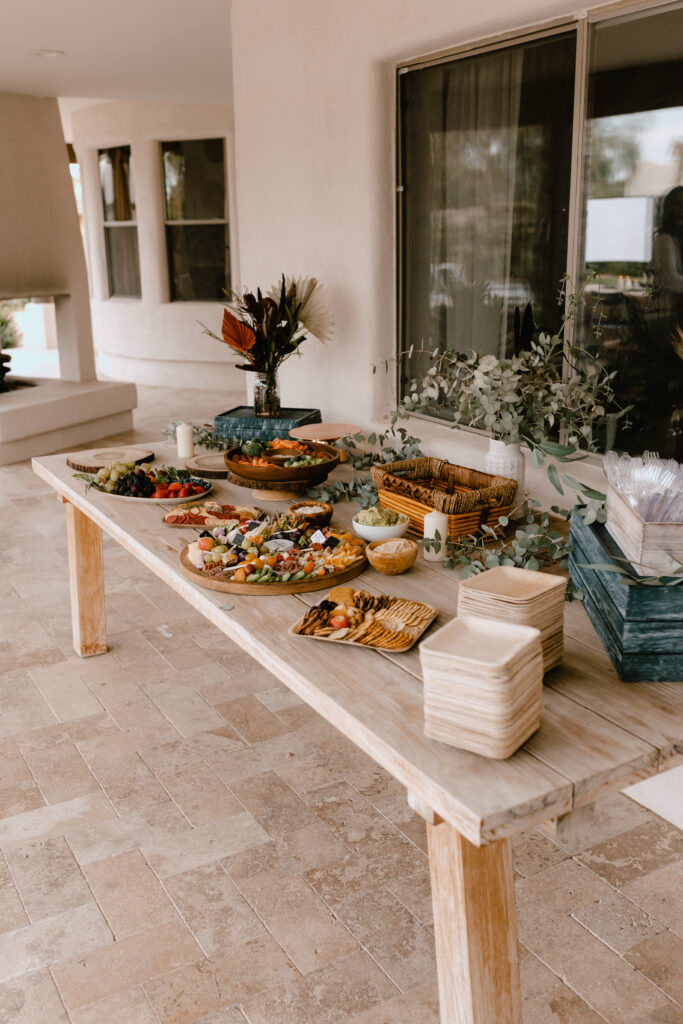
[161,138,230,301]
[579,5,683,458]
[399,3,683,459]
[98,145,141,298]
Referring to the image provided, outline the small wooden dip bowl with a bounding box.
[288,500,334,528]
[366,537,419,575]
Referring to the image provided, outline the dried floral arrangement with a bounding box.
[200,275,332,375]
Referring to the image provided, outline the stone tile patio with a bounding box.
[0,385,681,1023]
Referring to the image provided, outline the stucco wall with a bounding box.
[0,90,95,380]
[230,0,611,503]
[71,100,242,390]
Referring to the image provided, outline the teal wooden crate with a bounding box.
[214,406,321,443]
[569,510,683,682]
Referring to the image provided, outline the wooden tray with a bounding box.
[179,546,367,595]
[291,594,438,652]
[162,501,261,528]
[225,442,339,483]
[66,446,154,472]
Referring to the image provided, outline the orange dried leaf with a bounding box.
[221,308,256,352]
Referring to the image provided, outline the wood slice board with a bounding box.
[66,446,154,472]
[180,547,367,595]
[290,595,438,652]
[288,422,362,441]
[183,452,231,479]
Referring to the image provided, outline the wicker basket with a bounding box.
[371,457,517,541]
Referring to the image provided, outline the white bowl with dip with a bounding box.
[352,509,409,542]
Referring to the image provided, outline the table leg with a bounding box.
[427,820,522,1024]
[64,500,107,657]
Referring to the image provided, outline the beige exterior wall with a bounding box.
[230,0,612,502]
[0,90,95,381]
[72,100,242,390]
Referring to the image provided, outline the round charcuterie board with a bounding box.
[179,545,367,595]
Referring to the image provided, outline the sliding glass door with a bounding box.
[398,2,683,458]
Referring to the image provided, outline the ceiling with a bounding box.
[0,0,233,105]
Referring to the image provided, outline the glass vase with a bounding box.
[253,370,281,418]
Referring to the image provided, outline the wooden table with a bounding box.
[32,446,683,1024]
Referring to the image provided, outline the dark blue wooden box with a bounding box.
[214,406,321,443]
[569,509,683,682]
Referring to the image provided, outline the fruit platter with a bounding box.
[74,461,212,503]
[291,587,438,652]
[225,437,339,484]
[179,511,367,594]
[163,501,261,528]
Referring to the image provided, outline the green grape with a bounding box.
[104,480,116,492]
[109,470,120,482]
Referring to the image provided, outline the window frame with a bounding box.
[160,137,230,303]
[394,0,683,428]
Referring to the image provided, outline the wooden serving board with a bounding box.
[66,446,154,472]
[162,501,261,528]
[179,547,368,595]
[290,594,438,652]
[183,452,230,479]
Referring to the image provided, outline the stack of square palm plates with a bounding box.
[457,566,566,672]
[420,615,543,759]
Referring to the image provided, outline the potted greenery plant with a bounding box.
[201,275,332,417]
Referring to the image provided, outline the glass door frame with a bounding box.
[395,0,683,417]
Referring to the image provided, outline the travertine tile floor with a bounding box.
[0,385,682,1024]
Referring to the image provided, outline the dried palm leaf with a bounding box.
[268,275,334,344]
[221,308,256,353]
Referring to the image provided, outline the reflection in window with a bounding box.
[161,139,230,301]
[98,145,141,298]
[99,146,136,222]
[581,6,683,459]
[399,34,575,412]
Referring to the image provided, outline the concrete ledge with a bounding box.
[0,378,137,465]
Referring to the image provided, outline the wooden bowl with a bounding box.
[288,500,334,528]
[366,538,419,575]
[225,442,339,483]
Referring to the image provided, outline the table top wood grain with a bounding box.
[32,444,682,846]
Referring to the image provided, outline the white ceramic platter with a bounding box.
[91,483,213,504]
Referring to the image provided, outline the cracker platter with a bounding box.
[291,587,438,652]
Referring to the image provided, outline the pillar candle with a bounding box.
[423,509,449,561]
[176,422,194,460]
